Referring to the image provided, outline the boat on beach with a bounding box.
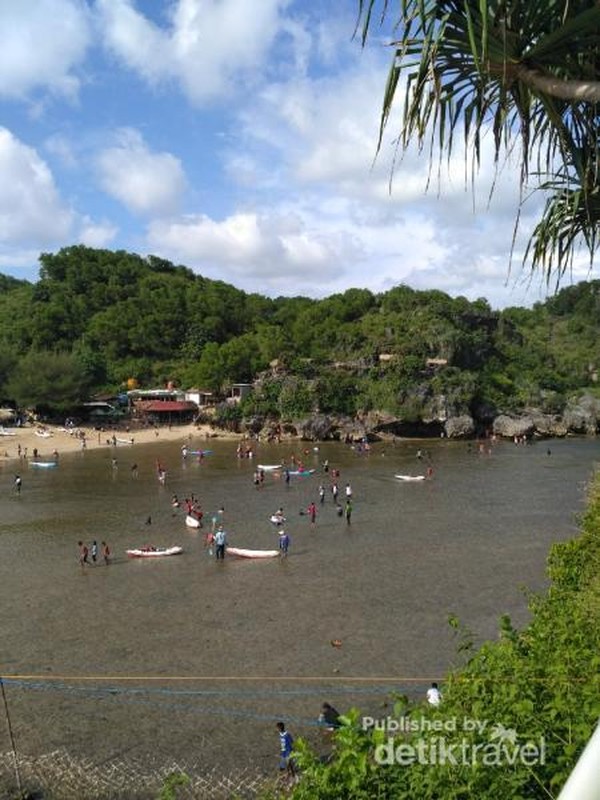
[35,430,53,439]
[126,546,183,558]
[258,464,282,471]
[395,474,426,481]
[0,427,16,436]
[226,547,280,559]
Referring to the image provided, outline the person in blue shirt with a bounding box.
[276,721,296,776]
[278,530,290,557]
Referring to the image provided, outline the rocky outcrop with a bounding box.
[243,391,600,442]
[444,414,475,438]
[562,394,600,434]
[299,414,337,441]
[493,414,535,439]
[526,410,568,438]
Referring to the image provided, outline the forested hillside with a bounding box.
[1,245,600,423]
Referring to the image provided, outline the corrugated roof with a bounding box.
[138,400,197,412]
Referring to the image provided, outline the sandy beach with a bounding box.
[0,420,239,467]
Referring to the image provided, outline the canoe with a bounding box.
[30,461,58,468]
[185,515,201,528]
[395,474,426,481]
[226,547,280,559]
[115,437,134,445]
[258,464,282,471]
[270,515,286,525]
[189,449,213,456]
[288,469,315,477]
[0,428,16,436]
[126,546,183,558]
[35,430,53,438]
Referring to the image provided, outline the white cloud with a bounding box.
[96,0,290,105]
[44,134,79,168]
[0,0,91,99]
[77,217,118,248]
[0,128,73,246]
[95,128,187,216]
[146,210,362,291]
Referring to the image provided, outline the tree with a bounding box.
[358,0,600,284]
[6,350,90,415]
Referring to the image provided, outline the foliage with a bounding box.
[357,0,600,283]
[5,350,90,415]
[156,770,190,800]
[286,475,600,798]
[2,247,600,425]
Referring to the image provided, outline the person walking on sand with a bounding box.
[101,541,111,565]
[78,541,89,566]
[426,682,442,706]
[276,722,296,777]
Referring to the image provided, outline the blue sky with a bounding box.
[0,0,586,308]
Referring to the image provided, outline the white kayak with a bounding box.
[115,437,134,445]
[395,474,426,481]
[270,515,286,525]
[0,427,16,436]
[30,461,58,468]
[226,547,280,559]
[258,464,282,471]
[126,546,183,558]
[185,515,201,528]
[35,430,53,438]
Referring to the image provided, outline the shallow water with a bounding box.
[1,435,598,774]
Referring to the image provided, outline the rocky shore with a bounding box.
[240,392,600,442]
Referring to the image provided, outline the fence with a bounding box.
[0,750,280,800]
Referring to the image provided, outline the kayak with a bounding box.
[126,546,183,558]
[0,428,16,436]
[288,469,315,477]
[226,547,280,559]
[115,437,134,445]
[185,515,201,528]
[270,515,286,525]
[258,464,282,471]
[30,461,58,468]
[35,430,53,438]
[395,474,426,481]
[189,449,213,456]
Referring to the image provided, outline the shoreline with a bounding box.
[0,421,241,468]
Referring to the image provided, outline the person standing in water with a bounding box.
[345,500,353,525]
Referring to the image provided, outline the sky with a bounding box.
[0,0,590,309]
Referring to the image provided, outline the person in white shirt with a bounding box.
[426,682,442,706]
[214,526,227,560]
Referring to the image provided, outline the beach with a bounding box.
[0,420,240,466]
